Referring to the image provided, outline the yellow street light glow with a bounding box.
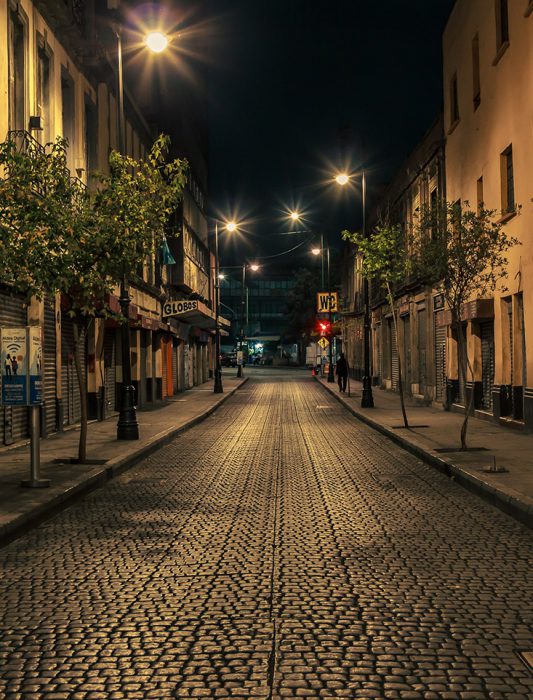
[218,273,225,279]
[145,32,169,53]
[311,247,321,256]
[250,263,260,272]
[289,211,300,221]
[225,221,238,232]
[335,173,350,186]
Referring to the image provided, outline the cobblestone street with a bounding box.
[1,369,532,699]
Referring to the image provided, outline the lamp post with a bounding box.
[213,222,223,393]
[335,169,374,408]
[114,24,139,440]
[114,21,169,439]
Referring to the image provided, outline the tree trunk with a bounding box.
[72,319,88,463]
[454,311,471,450]
[460,329,476,451]
[387,283,409,428]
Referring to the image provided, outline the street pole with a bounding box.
[214,222,223,393]
[115,25,139,440]
[237,264,245,378]
[21,405,50,488]
[361,168,374,408]
[326,241,334,383]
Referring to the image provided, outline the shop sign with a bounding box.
[163,299,199,318]
[1,327,42,406]
[316,292,338,313]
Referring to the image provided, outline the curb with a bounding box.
[316,377,533,530]
[0,378,249,548]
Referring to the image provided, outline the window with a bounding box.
[37,38,51,143]
[8,9,26,131]
[449,73,459,128]
[61,67,75,171]
[84,95,98,185]
[477,176,484,215]
[496,0,509,49]
[500,145,515,215]
[472,34,481,110]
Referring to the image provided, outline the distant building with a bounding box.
[220,270,297,361]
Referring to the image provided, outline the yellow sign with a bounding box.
[318,337,329,349]
[317,292,338,313]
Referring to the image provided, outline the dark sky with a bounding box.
[206,0,455,263]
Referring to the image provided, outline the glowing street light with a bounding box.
[289,210,301,222]
[335,172,350,186]
[250,263,260,272]
[311,247,321,256]
[145,31,169,53]
[225,221,238,233]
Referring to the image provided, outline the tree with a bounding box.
[342,222,412,427]
[283,268,319,365]
[0,133,188,462]
[416,201,520,449]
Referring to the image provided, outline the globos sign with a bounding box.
[163,299,199,318]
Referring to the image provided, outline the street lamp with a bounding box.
[213,220,239,394]
[145,31,168,53]
[335,169,374,408]
[115,19,169,440]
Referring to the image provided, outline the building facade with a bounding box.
[0,0,215,447]
[443,0,533,429]
[341,118,446,403]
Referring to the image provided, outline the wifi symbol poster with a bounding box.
[1,328,27,405]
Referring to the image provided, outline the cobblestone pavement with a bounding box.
[1,370,532,699]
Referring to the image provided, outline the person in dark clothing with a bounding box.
[335,352,348,393]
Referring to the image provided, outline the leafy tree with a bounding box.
[342,223,412,427]
[283,268,320,365]
[416,201,520,449]
[0,134,188,462]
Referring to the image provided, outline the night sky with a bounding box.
[206,0,456,264]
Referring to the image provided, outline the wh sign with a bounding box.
[316,292,338,313]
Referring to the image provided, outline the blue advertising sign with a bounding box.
[1,328,27,405]
[0,327,43,406]
[29,327,43,405]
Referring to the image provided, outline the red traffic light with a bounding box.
[318,321,331,336]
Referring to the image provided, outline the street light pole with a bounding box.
[214,222,223,393]
[326,235,335,383]
[115,24,139,440]
[361,168,374,408]
[237,263,245,378]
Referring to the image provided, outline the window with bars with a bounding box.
[37,38,51,143]
[8,9,26,131]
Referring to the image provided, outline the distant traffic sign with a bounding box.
[318,337,329,349]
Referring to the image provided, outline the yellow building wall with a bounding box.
[443,0,533,387]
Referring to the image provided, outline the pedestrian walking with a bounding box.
[335,352,348,393]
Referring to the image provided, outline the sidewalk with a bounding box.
[316,375,533,529]
[0,372,247,546]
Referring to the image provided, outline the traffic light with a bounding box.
[318,320,331,336]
